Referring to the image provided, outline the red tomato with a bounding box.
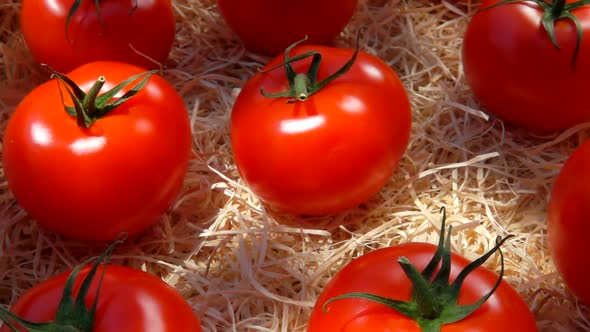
[308,235,538,331]
[0,264,202,332]
[230,44,411,215]
[20,0,176,72]
[462,0,590,132]
[2,61,191,241]
[216,0,358,55]
[547,139,590,306]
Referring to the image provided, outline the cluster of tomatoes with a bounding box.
[1,0,202,330]
[464,0,590,324]
[1,0,590,330]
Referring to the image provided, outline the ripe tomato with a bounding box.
[216,0,358,55]
[462,0,590,132]
[230,43,411,215]
[0,239,202,332]
[0,265,202,332]
[20,0,176,73]
[547,139,590,306]
[308,212,538,331]
[2,61,191,241]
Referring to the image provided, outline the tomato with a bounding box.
[0,265,202,332]
[216,0,358,55]
[547,139,590,306]
[2,61,191,241]
[462,0,590,132]
[229,42,412,215]
[20,0,176,73]
[0,239,202,332]
[308,212,538,331]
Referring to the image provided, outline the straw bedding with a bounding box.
[0,0,588,331]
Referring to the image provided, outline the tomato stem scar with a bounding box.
[321,207,514,332]
[259,26,368,103]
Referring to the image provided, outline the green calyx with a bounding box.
[65,0,139,41]
[321,208,514,332]
[43,65,155,129]
[481,0,589,67]
[260,26,367,103]
[0,234,127,332]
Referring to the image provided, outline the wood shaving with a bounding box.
[0,0,588,330]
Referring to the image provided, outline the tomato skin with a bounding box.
[230,45,411,215]
[462,0,590,132]
[216,0,358,55]
[547,139,590,305]
[20,0,175,73]
[308,243,538,331]
[2,61,191,241]
[0,264,202,332]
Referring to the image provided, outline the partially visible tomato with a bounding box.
[462,0,590,132]
[2,61,192,241]
[0,265,202,332]
[547,139,590,306]
[230,42,411,215]
[0,239,202,332]
[308,211,538,331]
[216,0,358,55]
[20,0,176,72]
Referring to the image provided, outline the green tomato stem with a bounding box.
[552,0,566,16]
[259,26,367,102]
[398,257,441,319]
[293,74,311,101]
[42,64,155,128]
[0,234,127,332]
[82,76,106,119]
[321,207,513,331]
[479,0,589,68]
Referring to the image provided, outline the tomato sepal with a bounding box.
[43,65,156,128]
[321,208,513,332]
[260,26,367,103]
[480,0,589,66]
[0,234,127,332]
[64,0,140,42]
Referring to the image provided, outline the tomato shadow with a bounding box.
[262,200,374,232]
